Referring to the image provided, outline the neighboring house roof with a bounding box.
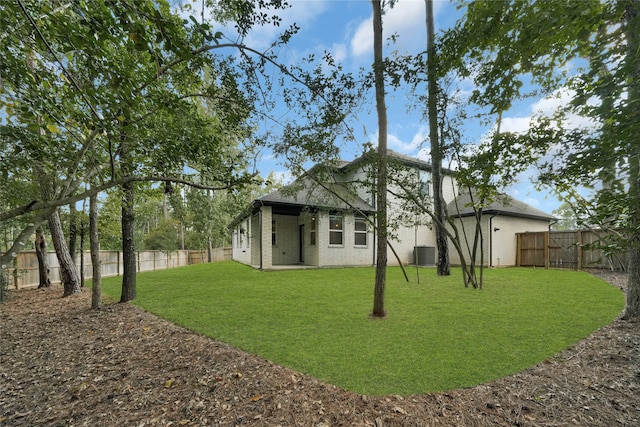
[448,192,556,222]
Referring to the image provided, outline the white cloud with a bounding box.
[272,170,294,185]
[242,1,331,50]
[375,125,428,154]
[332,43,347,63]
[350,0,446,58]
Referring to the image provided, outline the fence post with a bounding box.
[577,231,583,270]
[544,231,550,269]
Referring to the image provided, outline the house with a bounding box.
[229,150,555,269]
[447,192,557,268]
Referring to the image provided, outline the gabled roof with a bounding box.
[447,192,556,222]
[229,180,374,228]
[339,149,433,173]
[338,149,455,175]
[259,181,374,213]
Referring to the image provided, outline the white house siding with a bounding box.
[448,215,550,267]
[250,213,261,265]
[316,211,374,267]
[491,216,549,267]
[272,214,300,265]
[383,168,458,266]
[388,224,435,266]
[232,216,252,265]
[300,212,320,267]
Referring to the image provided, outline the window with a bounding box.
[329,214,343,245]
[310,216,316,246]
[354,215,367,246]
[419,170,430,198]
[272,219,277,245]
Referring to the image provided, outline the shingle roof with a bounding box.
[259,181,374,213]
[447,192,556,221]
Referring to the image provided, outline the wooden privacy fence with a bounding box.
[516,230,628,270]
[4,248,232,290]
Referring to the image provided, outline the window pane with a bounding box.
[355,232,367,246]
[354,217,367,231]
[329,215,343,230]
[329,231,343,245]
[272,219,276,245]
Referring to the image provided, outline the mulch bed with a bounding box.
[1,271,639,426]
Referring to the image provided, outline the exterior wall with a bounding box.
[260,206,273,269]
[300,212,319,267]
[388,224,435,266]
[231,216,252,265]
[448,215,550,267]
[272,214,300,265]
[491,216,549,267]
[338,162,460,267]
[339,167,375,207]
[250,213,261,265]
[317,210,374,267]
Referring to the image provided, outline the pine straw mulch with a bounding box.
[1,271,639,427]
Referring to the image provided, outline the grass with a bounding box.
[98,261,624,395]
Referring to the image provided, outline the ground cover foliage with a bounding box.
[0,270,638,426]
[95,263,624,395]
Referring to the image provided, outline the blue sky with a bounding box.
[192,0,571,215]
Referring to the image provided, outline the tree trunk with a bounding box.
[68,202,77,264]
[426,0,450,276]
[121,179,137,302]
[119,114,137,303]
[35,227,51,288]
[0,207,55,270]
[49,210,81,296]
[623,0,640,320]
[372,0,387,318]
[89,193,102,310]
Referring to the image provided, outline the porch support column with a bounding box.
[261,206,273,270]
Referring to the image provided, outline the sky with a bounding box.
[189,0,571,215]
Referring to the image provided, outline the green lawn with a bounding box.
[98,262,624,395]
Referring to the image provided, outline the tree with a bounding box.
[425,0,450,276]
[371,0,388,318]
[442,0,640,318]
[34,227,51,288]
[0,0,264,297]
[551,202,581,231]
[89,193,101,310]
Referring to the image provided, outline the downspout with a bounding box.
[258,202,263,270]
[372,167,377,267]
[489,213,498,268]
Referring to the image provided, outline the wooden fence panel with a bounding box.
[517,232,546,267]
[517,230,628,270]
[5,248,231,289]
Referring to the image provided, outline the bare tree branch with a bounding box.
[0,173,258,222]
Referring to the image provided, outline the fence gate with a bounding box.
[548,232,579,270]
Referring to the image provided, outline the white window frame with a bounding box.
[329,214,343,246]
[354,215,368,247]
[310,215,317,246]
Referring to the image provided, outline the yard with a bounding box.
[95,262,624,395]
[1,264,638,426]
